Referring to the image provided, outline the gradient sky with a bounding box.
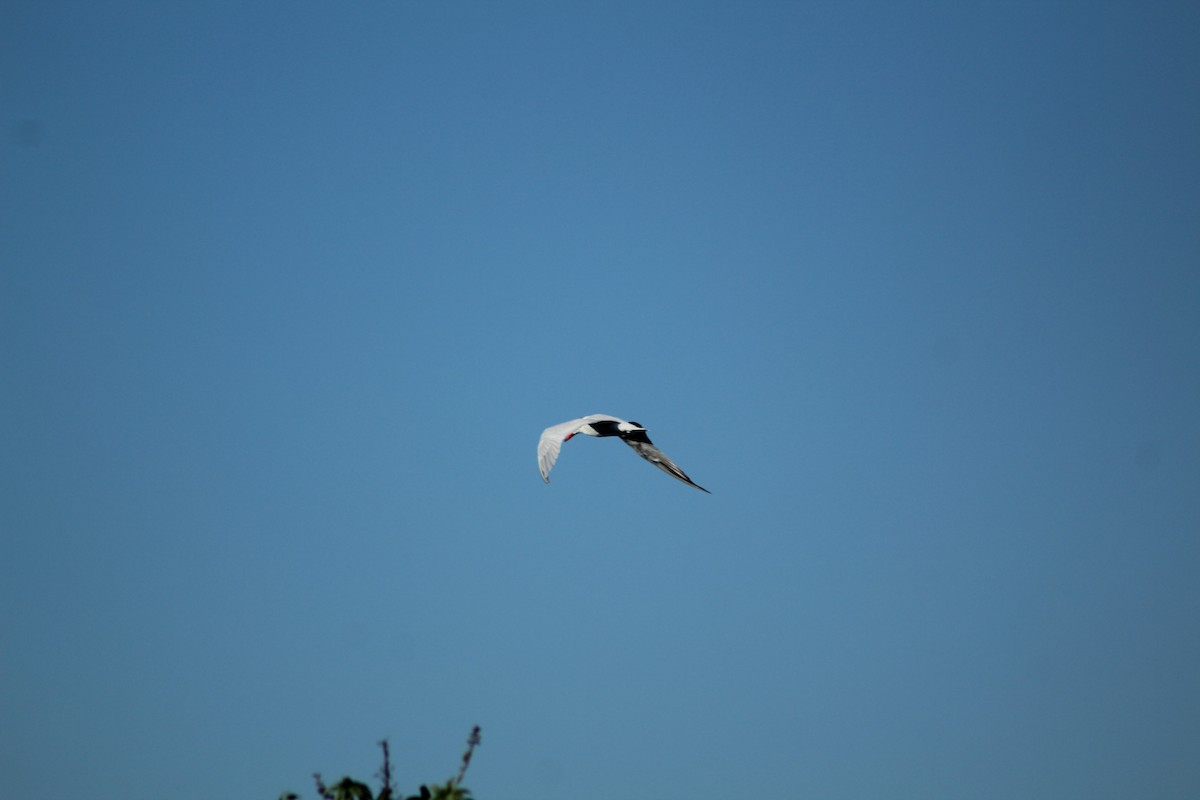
[3,2,1199,799]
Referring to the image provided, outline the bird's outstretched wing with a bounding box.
[537,415,621,483]
[621,435,711,493]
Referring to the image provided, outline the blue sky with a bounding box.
[2,2,1199,798]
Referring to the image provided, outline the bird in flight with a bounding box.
[538,414,710,493]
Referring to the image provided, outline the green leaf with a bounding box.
[328,777,374,800]
[426,782,470,800]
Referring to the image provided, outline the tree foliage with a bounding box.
[282,726,481,800]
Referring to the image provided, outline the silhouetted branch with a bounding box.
[453,726,482,786]
[378,738,395,800]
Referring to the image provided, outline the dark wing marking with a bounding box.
[621,438,711,493]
